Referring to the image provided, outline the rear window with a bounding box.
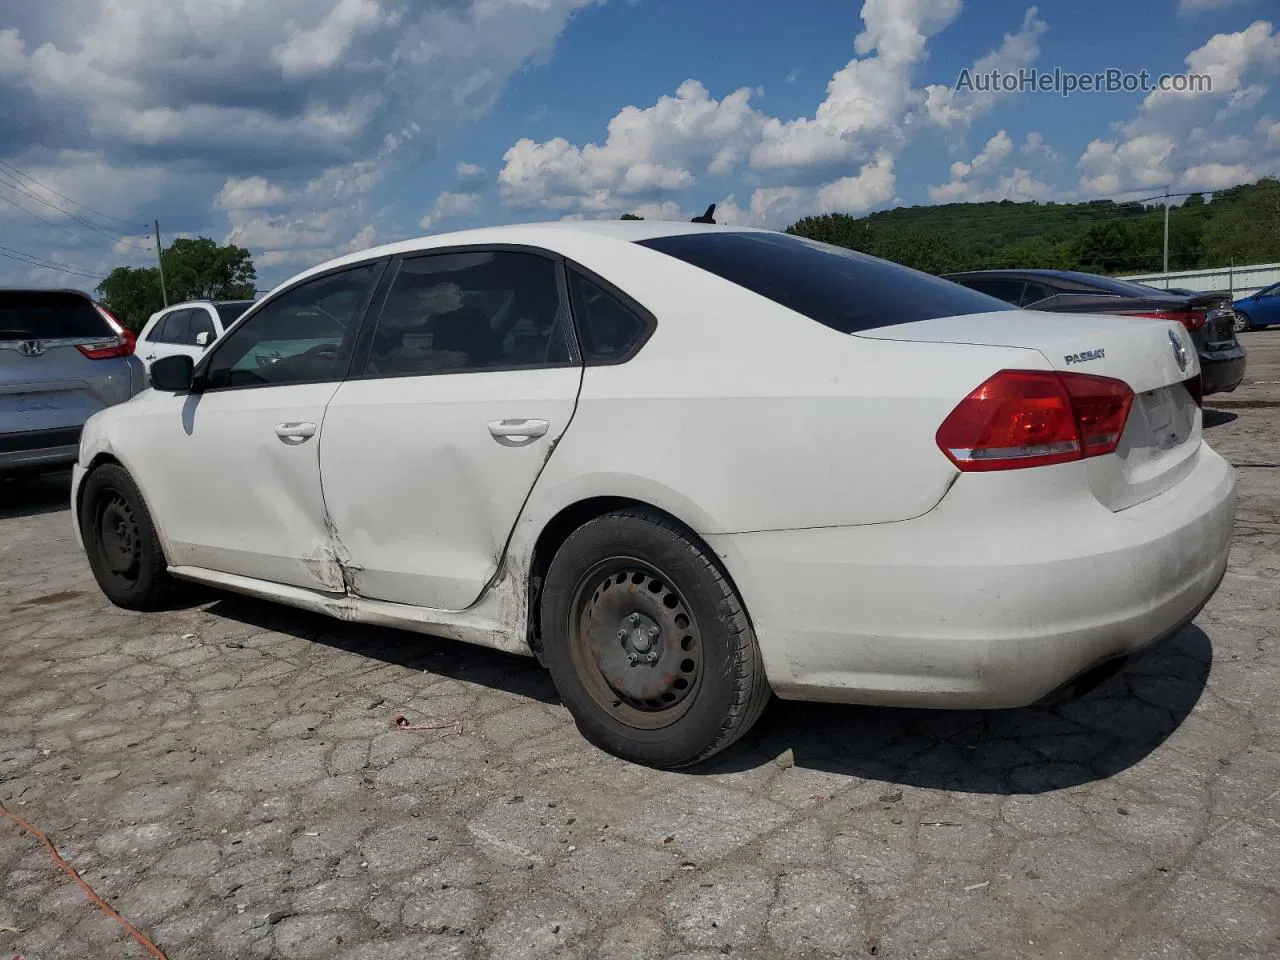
[638,232,1012,333]
[215,301,254,326]
[0,291,111,340]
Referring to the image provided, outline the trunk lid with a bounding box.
[859,310,1202,511]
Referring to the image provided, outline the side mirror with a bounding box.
[195,331,212,346]
[150,354,195,392]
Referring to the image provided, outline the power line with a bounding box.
[0,158,145,229]
[0,168,154,253]
[0,244,105,282]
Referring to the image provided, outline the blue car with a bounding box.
[1232,282,1280,331]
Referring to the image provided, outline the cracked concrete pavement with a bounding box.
[2,331,1278,960]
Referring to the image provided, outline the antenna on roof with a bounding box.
[690,204,716,224]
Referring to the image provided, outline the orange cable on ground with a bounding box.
[0,801,169,960]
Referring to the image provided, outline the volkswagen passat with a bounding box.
[72,222,1236,768]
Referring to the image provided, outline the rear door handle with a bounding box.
[275,421,317,444]
[488,418,549,446]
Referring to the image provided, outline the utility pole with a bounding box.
[1162,188,1170,277]
[154,219,169,307]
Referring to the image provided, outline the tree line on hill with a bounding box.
[782,178,1280,276]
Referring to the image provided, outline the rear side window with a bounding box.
[363,250,571,377]
[188,310,217,344]
[959,278,1025,304]
[638,232,1012,333]
[0,291,111,340]
[1020,282,1053,306]
[158,310,191,344]
[567,271,652,363]
[215,302,253,327]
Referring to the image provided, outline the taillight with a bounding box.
[78,303,137,360]
[936,369,1133,472]
[1126,310,1206,332]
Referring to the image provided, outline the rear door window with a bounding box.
[638,232,1011,333]
[0,291,112,340]
[159,310,192,345]
[363,250,571,377]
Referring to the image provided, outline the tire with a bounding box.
[1233,311,1251,333]
[79,463,179,610]
[540,508,770,768]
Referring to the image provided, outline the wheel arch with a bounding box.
[523,495,756,659]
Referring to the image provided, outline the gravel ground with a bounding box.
[2,331,1278,960]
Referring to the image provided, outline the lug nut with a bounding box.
[630,613,641,626]
[647,626,658,639]
[627,652,639,665]
[645,651,658,664]
[617,629,627,641]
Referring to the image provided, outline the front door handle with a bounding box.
[488,418,549,446]
[144,353,156,361]
[275,421,317,444]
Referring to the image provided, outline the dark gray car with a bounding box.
[1,289,145,477]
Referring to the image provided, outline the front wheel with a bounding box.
[1233,311,1251,333]
[80,464,178,610]
[540,509,770,768]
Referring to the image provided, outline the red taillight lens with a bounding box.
[936,370,1133,472]
[77,303,137,360]
[1126,310,1206,332]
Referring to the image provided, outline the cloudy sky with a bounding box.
[1,0,1277,290]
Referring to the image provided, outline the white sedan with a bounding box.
[71,221,1236,768]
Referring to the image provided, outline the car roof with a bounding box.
[270,220,772,298]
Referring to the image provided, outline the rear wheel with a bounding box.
[540,509,770,768]
[80,464,178,610]
[1233,311,1251,333]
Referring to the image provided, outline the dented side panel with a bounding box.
[316,365,583,611]
[100,381,345,592]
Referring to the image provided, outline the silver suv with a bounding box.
[1,288,145,477]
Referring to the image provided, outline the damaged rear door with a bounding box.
[317,248,582,611]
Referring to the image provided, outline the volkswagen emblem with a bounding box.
[1168,329,1188,372]
[18,339,45,358]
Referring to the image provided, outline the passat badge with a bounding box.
[1168,329,1188,372]
[1064,348,1104,365]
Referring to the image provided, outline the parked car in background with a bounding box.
[71,223,1235,768]
[1,288,144,478]
[942,268,1246,395]
[136,299,255,374]
[1232,282,1280,331]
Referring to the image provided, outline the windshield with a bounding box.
[638,232,1013,334]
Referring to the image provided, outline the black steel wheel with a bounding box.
[540,509,770,768]
[80,464,178,610]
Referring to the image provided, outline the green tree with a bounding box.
[161,237,257,301]
[1202,179,1280,265]
[871,231,964,274]
[786,213,874,252]
[620,213,644,220]
[97,267,164,331]
[96,237,258,330]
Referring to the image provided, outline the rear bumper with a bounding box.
[0,426,82,473]
[707,442,1236,708]
[1199,344,1246,395]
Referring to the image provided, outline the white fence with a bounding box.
[1120,262,1280,299]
